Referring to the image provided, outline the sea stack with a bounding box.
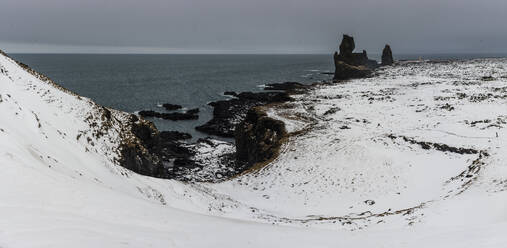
[381,44,394,65]
[333,35,375,80]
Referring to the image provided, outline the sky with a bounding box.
[1,0,507,54]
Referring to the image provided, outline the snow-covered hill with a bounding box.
[1,50,507,247]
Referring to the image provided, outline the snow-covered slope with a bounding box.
[1,50,507,247]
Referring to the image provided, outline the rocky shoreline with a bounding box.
[116,34,395,182]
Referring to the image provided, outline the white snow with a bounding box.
[1,52,507,247]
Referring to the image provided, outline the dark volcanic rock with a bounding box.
[224,91,238,97]
[264,82,309,93]
[235,107,287,166]
[118,115,208,180]
[334,35,378,69]
[159,131,192,140]
[138,110,198,121]
[186,108,200,114]
[333,61,372,80]
[236,91,293,102]
[381,44,394,66]
[339,34,355,55]
[118,117,168,178]
[333,34,377,80]
[195,92,293,137]
[162,103,182,111]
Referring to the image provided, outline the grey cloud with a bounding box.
[1,0,507,53]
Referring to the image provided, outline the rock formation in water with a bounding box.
[138,109,199,121]
[333,35,395,80]
[162,103,182,111]
[382,44,394,66]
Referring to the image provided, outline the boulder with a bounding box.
[381,44,394,65]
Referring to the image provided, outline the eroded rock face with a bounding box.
[118,114,199,179]
[334,61,372,80]
[118,115,168,178]
[382,44,394,66]
[235,107,287,166]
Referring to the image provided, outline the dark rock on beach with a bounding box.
[195,91,292,137]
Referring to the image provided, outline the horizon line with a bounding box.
[7,52,507,56]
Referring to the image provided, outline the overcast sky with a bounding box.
[2,0,507,54]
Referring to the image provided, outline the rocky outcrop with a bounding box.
[159,130,192,140]
[162,103,182,111]
[382,45,394,66]
[118,114,205,179]
[118,115,169,178]
[235,107,287,166]
[264,82,309,93]
[333,61,372,80]
[138,109,198,120]
[333,35,377,80]
[195,91,292,137]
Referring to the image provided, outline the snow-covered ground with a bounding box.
[1,51,507,247]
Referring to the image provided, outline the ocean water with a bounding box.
[10,54,334,140]
[11,53,506,141]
